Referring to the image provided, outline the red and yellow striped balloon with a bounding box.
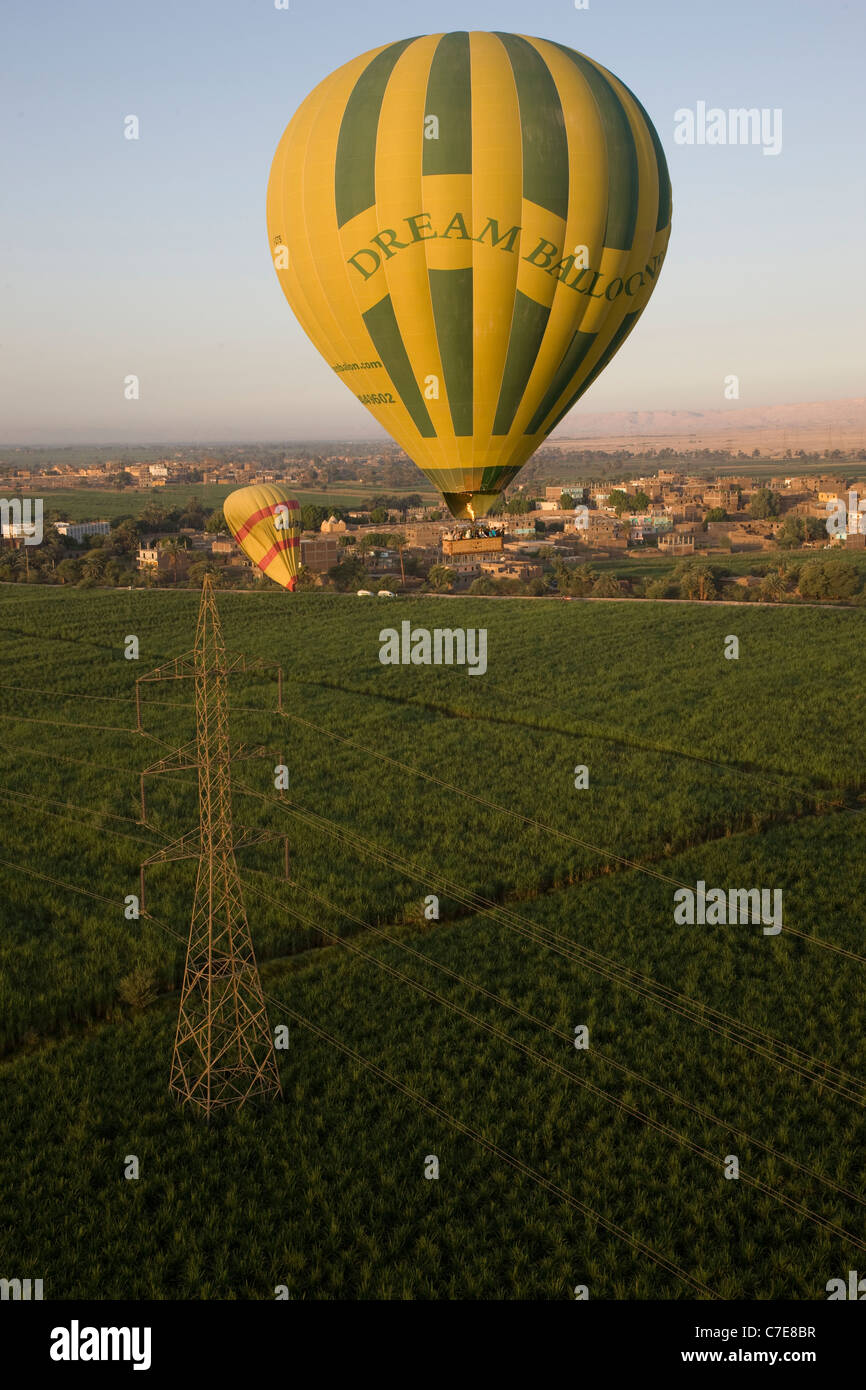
[223,485,301,591]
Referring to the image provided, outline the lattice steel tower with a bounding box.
[138,576,283,1117]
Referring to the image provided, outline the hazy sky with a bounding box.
[1,0,863,443]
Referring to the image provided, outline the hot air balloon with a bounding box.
[267,32,671,521]
[223,484,301,590]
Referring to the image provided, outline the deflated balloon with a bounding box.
[224,484,301,590]
[267,31,671,520]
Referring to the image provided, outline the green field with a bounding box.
[17,482,437,523]
[590,546,866,583]
[0,587,864,1298]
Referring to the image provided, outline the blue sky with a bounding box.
[1,0,863,443]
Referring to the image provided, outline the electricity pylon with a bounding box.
[137,576,283,1117]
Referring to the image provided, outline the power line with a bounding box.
[236,782,866,1104]
[0,784,163,836]
[0,852,719,1300]
[7,744,858,1104]
[2,712,862,969]
[266,997,723,1299]
[0,681,134,704]
[291,671,833,801]
[0,709,135,736]
[232,754,866,968]
[243,874,866,1257]
[0,664,853,805]
[0,857,134,912]
[5,615,857,1286]
[9,663,839,962]
[0,744,145,779]
[1,748,862,1101]
[0,669,861,842]
[1,687,862,965]
[1,670,863,1080]
[242,864,866,1212]
[5,778,862,1212]
[212,697,866,962]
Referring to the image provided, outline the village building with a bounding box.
[479,558,544,581]
[300,535,339,572]
[54,520,110,542]
[658,531,695,555]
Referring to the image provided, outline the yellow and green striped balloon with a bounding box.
[267,32,671,520]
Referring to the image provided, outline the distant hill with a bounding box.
[550,398,866,455]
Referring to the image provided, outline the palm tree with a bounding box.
[81,550,107,583]
[592,573,621,598]
[575,563,598,594]
[0,547,25,581]
[159,537,187,584]
[695,568,715,601]
[189,560,222,588]
[427,564,456,592]
[295,564,317,591]
[389,531,407,585]
[761,571,785,602]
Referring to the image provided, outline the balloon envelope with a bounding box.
[267,32,671,519]
[223,485,301,590]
